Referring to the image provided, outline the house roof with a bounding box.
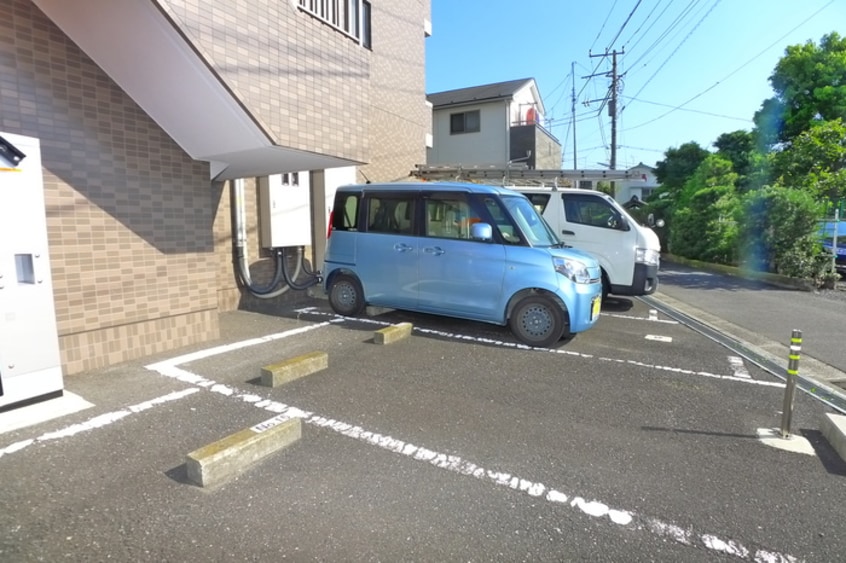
[628,162,655,171]
[428,78,537,109]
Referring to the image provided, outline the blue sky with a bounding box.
[425,0,845,171]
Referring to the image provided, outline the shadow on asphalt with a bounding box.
[640,426,759,440]
[660,262,800,293]
[800,428,846,477]
[164,464,193,486]
[601,296,634,312]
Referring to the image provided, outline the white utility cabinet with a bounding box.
[0,132,64,412]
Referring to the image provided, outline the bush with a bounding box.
[736,185,824,278]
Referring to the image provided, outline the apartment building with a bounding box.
[0,0,431,402]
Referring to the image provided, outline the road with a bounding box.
[654,261,846,376]
[1,269,845,562]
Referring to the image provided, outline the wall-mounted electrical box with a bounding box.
[0,132,64,412]
[258,172,312,248]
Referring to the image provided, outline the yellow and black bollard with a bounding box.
[780,329,802,438]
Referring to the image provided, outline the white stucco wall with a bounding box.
[615,165,660,203]
[510,84,542,126]
[428,101,508,166]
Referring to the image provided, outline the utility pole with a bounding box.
[571,61,577,169]
[585,49,623,196]
[609,50,618,171]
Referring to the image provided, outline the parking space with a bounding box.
[2,298,845,561]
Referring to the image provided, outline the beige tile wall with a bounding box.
[2,0,430,375]
[2,0,219,374]
[158,0,372,164]
[362,0,431,183]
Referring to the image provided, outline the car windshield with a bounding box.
[499,194,560,247]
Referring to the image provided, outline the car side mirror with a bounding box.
[471,222,493,241]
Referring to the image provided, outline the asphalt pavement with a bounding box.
[650,259,846,402]
[2,263,846,562]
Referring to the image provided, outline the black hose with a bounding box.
[239,247,285,295]
[281,246,320,290]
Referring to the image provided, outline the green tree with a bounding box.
[753,32,846,148]
[668,155,739,264]
[650,142,711,252]
[736,185,826,279]
[773,118,846,202]
[654,142,711,192]
[714,130,770,191]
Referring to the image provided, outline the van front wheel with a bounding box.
[509,295,566,348]
[328,274,366,316]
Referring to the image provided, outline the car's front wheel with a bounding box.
[328,274,365,316]
[509,295,566,348]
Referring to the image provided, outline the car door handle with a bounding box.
[393,243,414,252]
[423,246,445,256]
[561,230,575,236]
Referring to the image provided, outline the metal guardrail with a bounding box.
[640,295,846,415]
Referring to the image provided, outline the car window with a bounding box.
[500,194,558,246]
[521,192,550,215]
[366,194,415,234]
[332,193,359,231]
[562,194,625,230]
[481,195,522,244]
[425,193,484,240]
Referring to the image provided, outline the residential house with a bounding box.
[1,0,431,401]
[615,163,660,207]
[426,78,562,170]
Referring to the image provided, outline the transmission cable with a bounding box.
[623,0,835,131]
[604,0,643,51]
[590,0,619,52]
[626,0,720,105]
[621,0,666,51]
[626,0,701,71]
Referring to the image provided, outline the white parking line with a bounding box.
[728,356,751,378]
[141,327,798,562]
[305,312,779,388]
[0,388,198,459]
[600,312,678,324]
[2,313,795,560]
[645,334,673,343]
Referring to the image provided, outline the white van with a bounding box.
[513,187,661,298]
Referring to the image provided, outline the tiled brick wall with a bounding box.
[361,0,430,182]
[158,0,372,164]
[2,0,219,374]
[1,0,430,375]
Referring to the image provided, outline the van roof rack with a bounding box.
[410,164,635,186]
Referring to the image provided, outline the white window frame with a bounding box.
[297,0,372,48]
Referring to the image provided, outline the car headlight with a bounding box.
[553,257,591,284]
[635,248,660,266]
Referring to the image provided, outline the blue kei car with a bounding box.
[322,181,603,347]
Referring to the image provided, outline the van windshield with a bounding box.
[499,194,560,247]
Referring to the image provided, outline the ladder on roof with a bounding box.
[410,164,634,186]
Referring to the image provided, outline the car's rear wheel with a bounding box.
[328,274,365,316]
[509,295,566,348]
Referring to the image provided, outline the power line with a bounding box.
[546,67,573,114]
[626,0,721,103]
[623,0,835,132]
[590,0,619,52]
[622,0,667,51]
[623,96,751,122]
[625,0,702,71]
[604,0,643,51]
